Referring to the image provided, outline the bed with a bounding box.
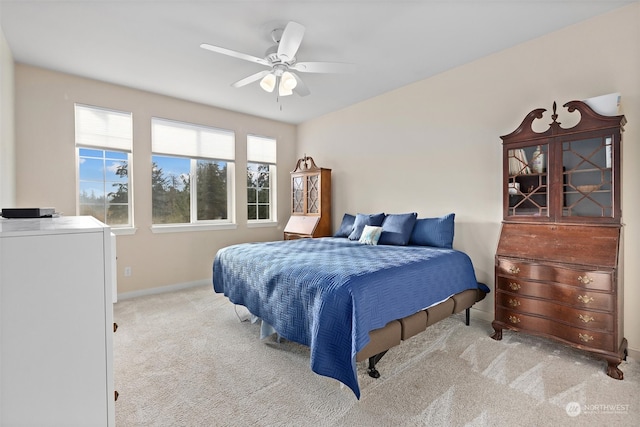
[212,213,488,398]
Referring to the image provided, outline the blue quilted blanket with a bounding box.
[212,237,480,398]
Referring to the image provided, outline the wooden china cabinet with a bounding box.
[491,100,628,379]
[283,155,331,239]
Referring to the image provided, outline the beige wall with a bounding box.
[297,4,640,354]
[14,65,296,295]
[0,26,15,207]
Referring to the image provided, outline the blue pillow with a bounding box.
[378,212,418,246]
[348,213,385,240]
[358,225,383,245]
[334,213,355,237]
[409,213,455,248]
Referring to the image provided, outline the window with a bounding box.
[151,118,235,226]
[75,104,132,227]
[247,135,277,222]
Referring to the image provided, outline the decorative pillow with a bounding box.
[348,213,386,241]
[333,213,356,237]
[409,213,455,248]
[358,225,383,245]
[378,212,418,246]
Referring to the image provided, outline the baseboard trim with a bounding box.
[117,279,210,301]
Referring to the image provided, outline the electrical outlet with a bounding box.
[124,267,132,277]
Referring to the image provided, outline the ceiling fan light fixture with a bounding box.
[281,71,297,90]
[279,86,293,97]
[278,71,296,96]
[259,73,276,92]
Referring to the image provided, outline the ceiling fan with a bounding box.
[200,21,355,97]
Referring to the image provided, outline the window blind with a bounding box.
[75,104,133,152]
[152,118,235,160]
[247,135,276,164]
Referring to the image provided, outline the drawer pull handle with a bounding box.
[113,322,118,333]
[578,295,594,304]
[508,266,520,274]
[578,314,595,323]
[578,333,594,343]
[577,275,594,284]
[508,315,520,324]
[508,282,521,291]
[508,298,520,307]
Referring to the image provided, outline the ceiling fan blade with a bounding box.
[277,21,305,61]
[231,70,271,88]
[200,43,269,66]
[292,73,310,97]
[291,61,356,74]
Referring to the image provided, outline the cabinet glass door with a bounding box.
[306,174,319,214]
[292,176,304,213]
[561,135,614,218]
[507,144,548,217]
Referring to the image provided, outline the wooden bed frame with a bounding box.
[356,287,488,378]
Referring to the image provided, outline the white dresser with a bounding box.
[0,216,115,426]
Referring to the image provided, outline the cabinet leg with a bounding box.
[604,338,628,379]
[605,360,624,380]
[490,322,503,341]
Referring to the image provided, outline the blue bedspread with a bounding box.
[212,237,480,398]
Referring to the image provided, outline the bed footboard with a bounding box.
[355,286,487,377]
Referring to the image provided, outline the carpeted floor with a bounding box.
[114,285,639,426]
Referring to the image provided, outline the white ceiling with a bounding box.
[0,1,634,124]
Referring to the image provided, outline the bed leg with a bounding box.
[465,308,470,326]
[367,350,388,379]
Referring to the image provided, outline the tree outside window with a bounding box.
[152,156,228,224]
[247,162,271,220]
[78,149,130,225]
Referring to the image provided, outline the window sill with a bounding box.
[247,221,278,229]
[111,227,137,236]
[151,223,237,234]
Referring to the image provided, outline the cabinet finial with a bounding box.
[292,155,320,172]
[551,101,558,123]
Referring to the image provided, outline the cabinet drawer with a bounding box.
[496,276,615,312]
[495,291,613,332]
[496,258,613,291]
[495,307,615,351]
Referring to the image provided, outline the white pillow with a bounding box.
[359,225,383,245]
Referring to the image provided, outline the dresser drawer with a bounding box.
[496,276,615,312]
[495,291,613,332]
[495,307,615,351]
[496,257,613,291]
